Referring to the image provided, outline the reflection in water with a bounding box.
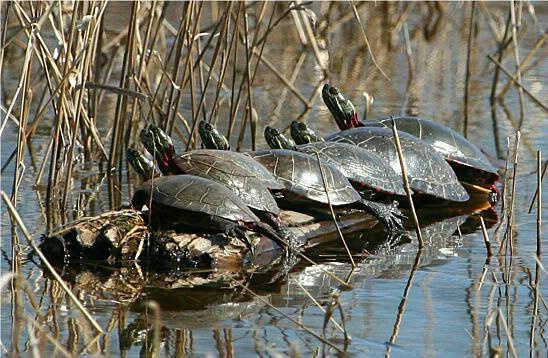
[2,1,547,356]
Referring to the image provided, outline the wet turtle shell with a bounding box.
[248,149,362,206]
[361,116,499,187]
[173,149,281,214]
[325,127,470,202]
[132,175,262,230]
[296,142,407,197]
[247,148,406,231]
[263,126,406,198]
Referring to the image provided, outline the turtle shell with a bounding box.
[325,127,469,202]
[362,117,499,186]
[248,149,361,206]
[296,142,406,197]
[173,149,281,215]
[132,175,261,229]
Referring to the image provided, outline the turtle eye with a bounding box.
[298,122,306,130]
[205,123,213,130]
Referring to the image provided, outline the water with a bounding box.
[1,2,547,356]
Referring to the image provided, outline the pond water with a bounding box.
[1,2,547,357]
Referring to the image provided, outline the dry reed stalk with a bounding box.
[350,0,389,81]
[163,2,192,131]
[299,6,326,72]
[400,22,413,115]
[251,48,310,107]
[498,31,547,98]
[487,55,548,113]
[505,131,521,256]
[509,1,526,127]
[236,9,257,151]
[231,3,272,150]
[233,281,345,354]
[61,4,107,211]
[315,153,356,268]
[463,1,476,138]
[271,52,307,124]
[226,3,244,141]
[1,191,104,334]
[488,12,511,159]
[108,2,138,174]
[528,159,546,213]
[536,151,542,257]
[207,5,239,126]
[530,151,542,353]
[391,119,423,247]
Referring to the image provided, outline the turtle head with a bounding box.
[264,126,297,150]
[198,120,230,150]
[140,125,176,173]
[126,147,158,181]
[322,84,360,130]
[290,120,324,145]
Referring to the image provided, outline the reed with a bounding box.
[391,119,423,247]
[463,1,476,138]
[315,152,356,268]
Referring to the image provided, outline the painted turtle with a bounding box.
[126,147,159,181]
[326,127,469,202]
[248,149,406,231]
[140,126,300,248]
[199,120,231,150]
[291,121,469,202]
[141,124,284,190]
[130,174,285,252]
[290,120,324,144]
[264,126,406,199]
[322,84,499,191]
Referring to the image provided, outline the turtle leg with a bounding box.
[357,199,406,231]
[209,216,255,253]
[254,211,304,250]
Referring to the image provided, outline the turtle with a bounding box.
[322,83,500,192]
[199,120,231,150]
[264,126,406,199]
[142,124,283,190]
[130,174,286,252]
[126,147,159,181]
[139,125,301,248]
[290,120,324,144]
[326,127,469,202]
[290,121,469,202]
[247,149,406,231]
[198,121,405,230]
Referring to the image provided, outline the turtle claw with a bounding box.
[226,225,255,254]
[359,199,406,232]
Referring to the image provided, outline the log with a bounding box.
[39,185,495,271]
[40,208,378,271]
